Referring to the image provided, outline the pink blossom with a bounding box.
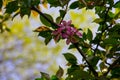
[52,20,82,44]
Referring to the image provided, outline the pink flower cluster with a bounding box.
[52,20,82,45]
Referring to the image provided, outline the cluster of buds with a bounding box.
[52,20,82,45]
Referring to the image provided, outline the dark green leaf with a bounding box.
[20,7,31,17]
[5,1,19,14]
[56,16,62,23]
[67,66,94,80]
[69,1,79,9]
[38,31,52,45]
[31,0,40,6]
[45,35,52,45]
[92,33,101,44]
[68,44,75,49]
[63,53,77,65]
[35,78,44,80]
[88,56,100,67]
[40,13,54,27]
[108,24,120,39]
[0,0,3,9]
[114,1,120,8]
[47,0,69,7]
[47,0,61,7]
[111,66,120,78]
[103,38,120,46]
[87,29,93,41]
[59,10,66,18]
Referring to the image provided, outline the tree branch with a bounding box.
[32,5,98,77]
[31,6,59,28]
[103,57,120,76]
[74,43,98,77]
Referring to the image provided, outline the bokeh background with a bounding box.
[0,2,99,80]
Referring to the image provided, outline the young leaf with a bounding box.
[63,53,77,65]
[40,72,50,80]
[40,13,54,27]
[56,66,64,79]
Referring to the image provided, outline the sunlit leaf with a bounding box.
[33,26,52,32]
[31,10,39,17]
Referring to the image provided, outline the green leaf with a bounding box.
[88,56,100,68]
[108,11,115,18]
[45,35,52,45]
[68,44,75,49]
[5,1,19,14]
[67,66,94,80]
[59,10,66,17]
[63,53,77,65]
[114,1,120,8]
[35,78,44,80]
[111,66,120,78]
[38,31,52,45]
[56,66,64,79]
[69,1,79,9]
[56,10,66,23]
[56,16,62,23]
[50,75,59,80]
[47,0,61,7]
[47,0,69,7]
[40,13,54,27]
[31,0,40,6]
[103,38,120,46]
[40,72,50,80]
[20,6,31,17]
[108,24,120,39]
[86,29,93,41]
